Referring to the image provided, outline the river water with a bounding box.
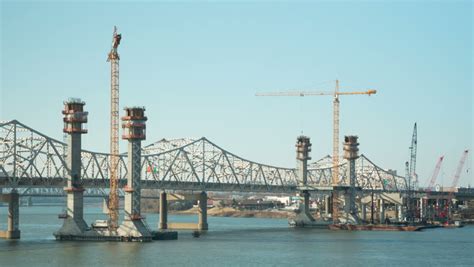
[0,206,473,266]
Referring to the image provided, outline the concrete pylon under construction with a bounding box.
[342,135,361,224]
[55,99,90,237]
[291,136,316,226]
[117,107,152,241]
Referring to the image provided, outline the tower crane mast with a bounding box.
[256,80,376,222]
[107,26,121,230]
[409,123,418,189]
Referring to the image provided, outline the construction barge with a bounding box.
[328,223,467,231]
[329,224,442,231]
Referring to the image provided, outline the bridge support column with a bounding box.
[292,136,318,227]
[395,204,400,222]
[420,198,425,221]
[26,196,33,207]
[324,195,331,217]
[198,191,208,230]
[362,203,367,222]
[55,99,89,238]
[159,191,168,230]
[0,190,21,239]
[7,190,20,239]
[118,107,152,241]
[379,199,385,223]
[341,136,360,224]
[299,190,313,219]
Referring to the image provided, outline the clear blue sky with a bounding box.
[1,1,472,187]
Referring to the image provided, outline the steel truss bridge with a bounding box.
[0,120,408,198]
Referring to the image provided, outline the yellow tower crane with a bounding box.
[107,26,122,230]
[256,80,376,222]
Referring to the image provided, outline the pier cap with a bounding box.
[62,98,88,134]
[122,106,147,140]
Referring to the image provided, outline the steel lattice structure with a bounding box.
[0,120,407,196]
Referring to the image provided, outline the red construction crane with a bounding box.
[424,156,444,221]
[426,156,444,193]
[443,149,469,222]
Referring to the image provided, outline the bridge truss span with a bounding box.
[141,137,298,192]
[1,120,407,195]
[307,154,407,192]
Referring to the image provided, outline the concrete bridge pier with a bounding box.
[55,99,90,238]
[396,204,402,222]
[378,198,385,223]
[159,191,168,230]
[420,197,426,221]
[198,191,208,230]
[361,203,367,222]
[117,107,152,241]
[0,190,20,239]
[324,195,331,217]
[292,136,317,226]
[335,136,361,224]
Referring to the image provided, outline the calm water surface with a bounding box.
[0,206,473,266]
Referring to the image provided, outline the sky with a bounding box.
[1,0,472,187]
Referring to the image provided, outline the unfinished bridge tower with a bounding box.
[118,107,152,241]
[343,135,360,223]
[292,136,316,226]
[54,99,89,238]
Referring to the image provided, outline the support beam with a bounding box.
[198,191,208,230]
[379,198,385,223]
[324,195,331,217]
[420,197,425,221]
[0,190,21,239]
[396,204,402,222]
[362,203,367,221]
[159,191,168,230]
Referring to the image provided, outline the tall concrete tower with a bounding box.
[296,136,311,186]
[343,135,360,222]
[55,98,89,236]
[293,136,316,226]
[117,107,152,241]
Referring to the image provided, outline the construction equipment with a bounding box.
[444,150,469,222]
[256,80,376,222]
[426,156,445,192]
[425,155,444,221]
[405,161,414,224]
[107,26,121,230]
[408,123,418,189]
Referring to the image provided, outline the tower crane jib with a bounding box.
[255,80,376,222]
